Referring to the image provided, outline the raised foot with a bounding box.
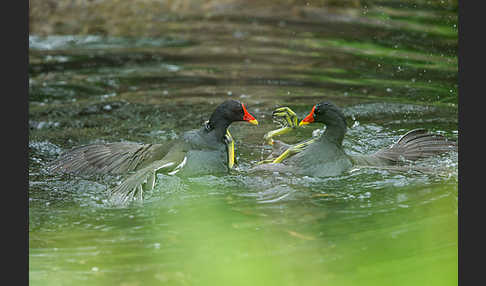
[263,106,299,145]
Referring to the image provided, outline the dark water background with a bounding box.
[29,1,457,285]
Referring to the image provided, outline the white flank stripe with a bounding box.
[168,157,187,176]
[154,162,174,172]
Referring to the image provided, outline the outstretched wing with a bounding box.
[372,129,457,163]
[108,143,187,205]
[47,142,172,176]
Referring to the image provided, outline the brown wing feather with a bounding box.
[47,142,172,175]
[372,128,457,163]
[109,144,187,204]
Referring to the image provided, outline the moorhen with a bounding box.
[48,99,258,203]
[253,101,457,177]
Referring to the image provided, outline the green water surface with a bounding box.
[29,1,458,285]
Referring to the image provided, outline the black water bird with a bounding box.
[253,101,457,176]
[48,99,258,203]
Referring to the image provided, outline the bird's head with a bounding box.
[210,99,258,126]
[299,101,346,127]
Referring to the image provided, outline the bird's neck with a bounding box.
[319,120,347,146]
[205,119,231,142]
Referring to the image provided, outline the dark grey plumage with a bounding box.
[254,101,457,176]
[48,99,258,204]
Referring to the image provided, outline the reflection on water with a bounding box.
[29,2,457,285]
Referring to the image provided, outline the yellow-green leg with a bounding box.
[270,138,316,163]
[225,129,236,170]
[264,126,294,145]
[258,106,315,164]
[263,107,299,145]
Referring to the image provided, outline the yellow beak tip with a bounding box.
[249,119,259,125]
[299,121,309,126]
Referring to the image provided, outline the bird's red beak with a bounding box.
[299,105,316,126]
[242,103,258,125]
